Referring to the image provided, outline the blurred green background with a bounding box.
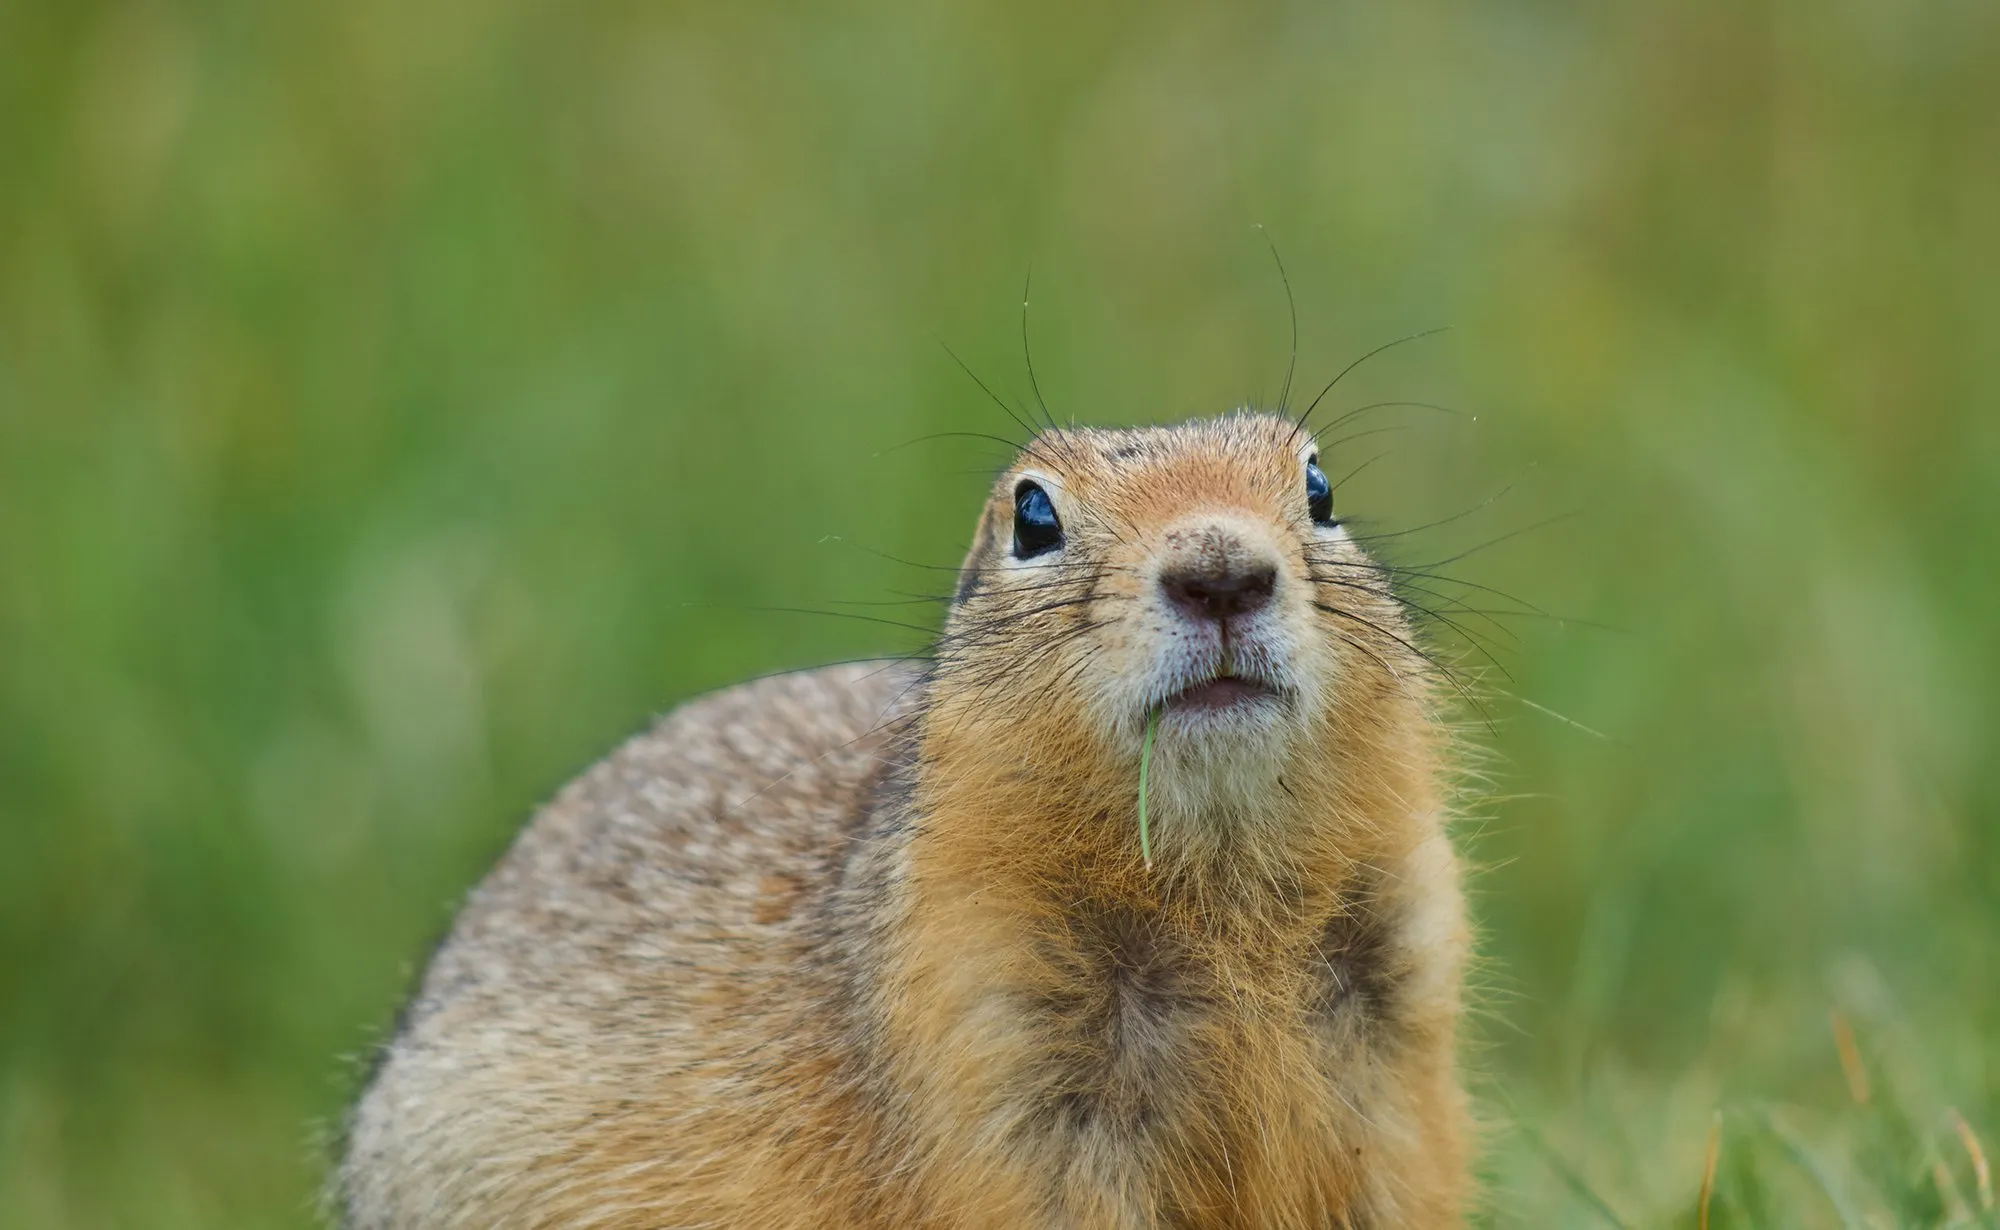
[3,1,1996,1225]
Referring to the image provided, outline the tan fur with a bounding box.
[340,412,1471,1228]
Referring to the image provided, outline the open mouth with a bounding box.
[1161,674,1281,714]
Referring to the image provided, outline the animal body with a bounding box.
[341,411,1472,1228]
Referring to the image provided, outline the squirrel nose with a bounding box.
[1159,560,1277,623]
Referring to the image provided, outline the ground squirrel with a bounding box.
[340,410,1472,1228]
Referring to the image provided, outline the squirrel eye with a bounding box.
[1305,456,1334,524]
[1012,481,1063,558]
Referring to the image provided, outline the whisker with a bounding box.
[1330,449,1394,491]
[1293,325,1452,433]
[819,538,1138,579]
[1311,599,1493,726]
[875,430,1030,458]
[1307,572,1518,676]
[1255,224,1300,422]
[1309,400,1461,446]
[942,620,1108,731]
[938,339,1046,461]
[1338,485,1518,546]
[1021,267,1060,436]
[1394,509,1587,570]
[738,605,947,640]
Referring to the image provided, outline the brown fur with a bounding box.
[340,412,1471,1228]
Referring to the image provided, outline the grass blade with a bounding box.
[1138,708,1159,869]
[1510,1114,1632,1230]
[1700,1111,1721,1230]
[1757,1106,1867,1230]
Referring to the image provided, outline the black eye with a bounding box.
[1012,481,1063,558]
[1305,456,1333,524]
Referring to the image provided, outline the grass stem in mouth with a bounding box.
[1139,708,1160,869]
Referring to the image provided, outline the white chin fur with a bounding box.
[1148,715,1294,826]
[1083,686,1311,863]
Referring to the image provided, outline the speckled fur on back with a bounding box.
[341,411,1472,1228]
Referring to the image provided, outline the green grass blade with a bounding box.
[1139,708,1159,869]
[1509,1116,1633,1230]
[1757,1106,1868,1230]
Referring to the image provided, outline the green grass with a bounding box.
[1487,993,2000,1229]
[1139,706,1160,869]
[2,0,1995,1225]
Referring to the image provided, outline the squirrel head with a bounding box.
[929,411,1436,855]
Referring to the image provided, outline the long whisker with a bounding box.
[1309,400,1460,445]
[875,430,1030,458]
[738,585,1116,652]
[1311,599,1492,726]
[1255,224,1299,422]
[1307,573,1517,679]
[1293,326,1452,433]
[1021,267,1061,436]
[938,340,1048,463]
[1330,449,1394,491]
[1338,485,1518,546]
[1391,510,1587,570]
[819,538,1140,579]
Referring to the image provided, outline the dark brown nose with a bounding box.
[1159,560,1277,623]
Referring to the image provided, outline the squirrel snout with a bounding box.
[1158,552,1278,623]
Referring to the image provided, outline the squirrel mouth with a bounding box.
[1162,674,1280,714]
